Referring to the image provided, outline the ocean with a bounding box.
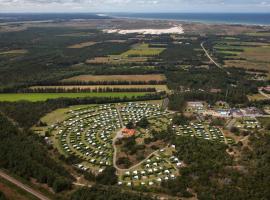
[108,13,270,26]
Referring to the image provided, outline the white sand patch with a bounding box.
[104,25,184,35]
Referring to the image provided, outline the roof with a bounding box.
[122,128,136,137]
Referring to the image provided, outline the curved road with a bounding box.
[0,170,50,200]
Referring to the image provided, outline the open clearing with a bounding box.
[248,93,270,101]
[0,49,28,55]
[213,40,270,78]
[86,43,165,64]
[67,41,97,49]
[0,93,147,102]
[61,74,167,83]
[121,43,165,57]
[30,85,169,92]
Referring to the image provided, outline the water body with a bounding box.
[108,13,270,26]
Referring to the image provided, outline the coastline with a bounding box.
[107,13,270,27]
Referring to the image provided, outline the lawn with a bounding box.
[0,93,148,102]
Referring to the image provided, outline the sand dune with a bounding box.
[104,25,184,35]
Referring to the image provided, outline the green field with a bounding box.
[0,93,148,102]
[121,43,165,57]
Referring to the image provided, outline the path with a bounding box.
[201,41,230,75]
[115,149,162,174]
[0,169,51,200]
[226,118,237,130]
[259,89,270,99]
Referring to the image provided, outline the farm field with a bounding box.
[248,93,269,101]
[29,85,169,92]
[86,43,165,64]
[212,38,270,78]
[61,74,167,83]
[0,93,147,102]
[121,43,165,57]
[0,49,28,55]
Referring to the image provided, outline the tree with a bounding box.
[172,114,189,125]
[126,121,135,129]
[0,192,7,200]
[136,117,150,128]
[96,167,117,185]
[52,177,71,193]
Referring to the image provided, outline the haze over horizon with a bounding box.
[0,0,270,13]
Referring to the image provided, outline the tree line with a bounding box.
[20,87,157,93]
[0,92,165,129]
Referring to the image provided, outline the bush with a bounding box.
[52,178,71,193]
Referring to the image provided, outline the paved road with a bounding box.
[0,170,51,200]
[259,89,270,99]
[201,42,230,75]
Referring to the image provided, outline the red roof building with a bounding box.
[122,128,136,137]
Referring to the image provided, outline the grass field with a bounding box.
[248,93,269,101]
[214,40,270,78]
[61,74,167,82]
[0,93,148,102]
[0,49,28,55]
[121,43,165,57]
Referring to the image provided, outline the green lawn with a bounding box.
[0,93,148,102]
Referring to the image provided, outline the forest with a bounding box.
[0,114,73,193]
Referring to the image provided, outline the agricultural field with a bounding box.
[0,93,147,102]
[0,49,28,55]
[248,93,269,101]
[211,37,270,78]
[121,43,165,57]
[86,43,165,64]
[61,74,167,83]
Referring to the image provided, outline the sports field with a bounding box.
[0,93,148,102]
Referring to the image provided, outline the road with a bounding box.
[201,41,230,75]
[115,149,162,174]
[0,169,51,200]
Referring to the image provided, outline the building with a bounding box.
[122,128,136,137]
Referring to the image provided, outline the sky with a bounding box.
[0,0,270,13]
